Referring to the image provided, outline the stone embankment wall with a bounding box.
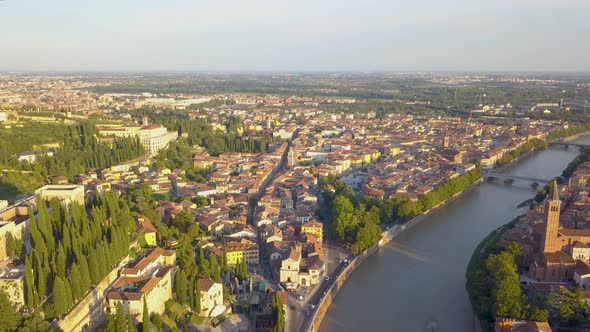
[306,180,482,332]
[57,262,123,332]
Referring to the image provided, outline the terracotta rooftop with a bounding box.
[198,277,216,292]
[545,251,575,264]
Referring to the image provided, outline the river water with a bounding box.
[319,136,590,332]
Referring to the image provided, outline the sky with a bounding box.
[1,0,589,72]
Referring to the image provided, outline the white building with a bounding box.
[16,150,55,163]
[98,124,178,156]
[137,125,179,156]
[0,112,6,122]
[35,184,85,205]
[574,261,590,290]
[198,277,223,315]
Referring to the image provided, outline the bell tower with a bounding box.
[542,180,561,253]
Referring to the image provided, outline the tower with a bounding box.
[542,180,561,253]
[443,129,449,148]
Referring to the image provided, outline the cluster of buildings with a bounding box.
[498,162,590,329]
[0,184,227,329]
[192,142,288,196]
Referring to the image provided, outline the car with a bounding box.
[324,276,329,281]
[290,305,296,310]
[298,295,304,301]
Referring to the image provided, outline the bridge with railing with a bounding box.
[483,172,551,184]
[549,141,590,149]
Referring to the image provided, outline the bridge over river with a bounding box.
[318,136,590,332]
[550,141,590,149]
[483,172,551,184]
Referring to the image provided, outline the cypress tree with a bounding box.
[0,290,19,332]
[188,278,195,310]
[210,255,221,283]
[52,277,68,317]
[24,255,36,308]
[33,250,47,298]
[88,253,100,285]
[128,315,137,332]
[70,262,83,300]
[78,254,91,291]
[142,298,150,332]
[194,279,201,313]
[96,244,107,279]
[175,270,187,305]
[105,314,117,332]
[65,279,74,310]
[115,302,126,332]
[56,242,67,280]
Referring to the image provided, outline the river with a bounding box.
[319,136,590,332]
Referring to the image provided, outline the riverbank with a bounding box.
[319,135,590,332]
[466,216,522,332]
[306,178,483,332]
[553,130,590,143]
[465,136,590,332]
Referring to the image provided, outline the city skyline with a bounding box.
[1,0,590,72]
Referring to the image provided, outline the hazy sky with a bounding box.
[1,0,589,72]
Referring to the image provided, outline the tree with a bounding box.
[332,195,358,242]
[142,298,150,332]
[70,262,83,301]
[77,254,92,292]
[235,259,248,281]
[186,223,200,239]
[52,276,69,317]
[175,269,188,305]
[485,250,527,319]
[128,315,137,332]
[115,302,127,332]
[88,253,100,285]
[192,279,201,313]
[0,290,19,332]
[24,255,36,308]
[5,233,16,258]
[351,221,381,254]
[272,294,285,332]
[105,313,117,332]
[548,287,590,325]
[209,255,221,283]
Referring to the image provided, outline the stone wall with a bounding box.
[57,264,121,332]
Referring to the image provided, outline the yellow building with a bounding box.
[302,220,324,243]
[225,238,259,266]
[389,147,401,156]
[137,216,157,247]
[107,248,176,316]
[106,266,174,316]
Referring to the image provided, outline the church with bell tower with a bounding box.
[528,180,590,282]
[542,181,562,253]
